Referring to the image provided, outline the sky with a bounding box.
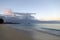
[0,0,60,20]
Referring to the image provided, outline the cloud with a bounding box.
[3,9,13,15]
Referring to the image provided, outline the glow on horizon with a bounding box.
[34,17,60,21]
[40,18,60,21]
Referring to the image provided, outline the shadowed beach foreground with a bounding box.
[0,24,60,40]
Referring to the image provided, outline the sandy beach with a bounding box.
[0,24,60,40]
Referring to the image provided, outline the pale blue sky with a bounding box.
[0,0,60,20]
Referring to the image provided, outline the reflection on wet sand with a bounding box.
[0,24,60,40]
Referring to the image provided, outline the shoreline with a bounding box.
[0,25,33,40]
[0,24,60,40]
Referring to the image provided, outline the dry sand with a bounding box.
[0,24,60,40]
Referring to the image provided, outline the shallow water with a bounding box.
[8,24,60,30]
[0,24,60,40]
[6,24,60,36]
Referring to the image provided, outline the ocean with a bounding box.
[7,23,60,36]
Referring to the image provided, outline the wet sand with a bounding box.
[0,24,60,40]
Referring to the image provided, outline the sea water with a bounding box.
[7,24,60,36]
